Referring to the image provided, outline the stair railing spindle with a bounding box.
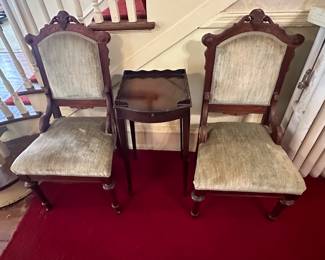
[0,69,29,117]
[56,0,64,10]
[0,0,43,87]
[125,0,137,22]
[37,0,51,23]
[107,0,120,23]
[0,98,14,120]
[14,0,39,35]
[0,25,34,90]
[73,0,84,23]
[92,0,104,23]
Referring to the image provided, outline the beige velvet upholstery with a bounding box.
[38,31,104,99]
[11,117,113,177]
[194,122,306,195]
[211,32,287,105]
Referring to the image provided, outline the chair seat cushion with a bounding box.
[11,117,114,178]
[194,122,306,195]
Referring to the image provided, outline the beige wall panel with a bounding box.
[226,0,321,12]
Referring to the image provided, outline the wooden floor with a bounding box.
[0,135,37,256]
[0,196,30,256]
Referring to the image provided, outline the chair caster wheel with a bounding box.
[267,213,277,221]
[112,203,121,215]
[190,210,199,218]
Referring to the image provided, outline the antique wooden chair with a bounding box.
[191,9,306,220]
[10,11,124,214]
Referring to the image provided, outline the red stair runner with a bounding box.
[102,0,146,20]
[5,96,31,106]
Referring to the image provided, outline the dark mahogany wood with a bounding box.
[22,11,122,213]
[115,69,192,194]
[88,19,155,31]
[208,104,268,115]
[22,176,52,211]
[17,88,44,96]
[54,99,106,108]
[267,195,298,221]
[192,9,304,219]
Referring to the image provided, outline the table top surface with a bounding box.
[115,69,191,112]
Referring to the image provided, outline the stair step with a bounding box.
[5,96,31,106]
[0,111,42,126]
[4,85,44,106]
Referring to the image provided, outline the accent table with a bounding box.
[115,69,192,194]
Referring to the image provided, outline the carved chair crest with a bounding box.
[49,10,80,29]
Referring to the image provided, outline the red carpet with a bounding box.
[2,150,325,260]
[29,75,37,83]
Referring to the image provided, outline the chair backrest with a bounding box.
[26,11,114,132]
[199,9,304,141]
[211,32,287,106]
[38,31,105,100]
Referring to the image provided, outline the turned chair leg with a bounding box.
[190,190,205,217]
[267,195,297,221]
[103,180,121,214]
[183,160,189,196]
[123,157,133,195]
[24,180,52,211]
[117,118,133,194]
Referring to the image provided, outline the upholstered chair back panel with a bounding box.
[211,32,287,106]
[38,31,104,100]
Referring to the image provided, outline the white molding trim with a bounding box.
[308,7,325,28]
[201,10,313,29]
[281,28,325,130]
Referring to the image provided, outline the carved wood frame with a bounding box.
[199,9,304,145]
[25,11,115,135]
[21,11,121,212]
